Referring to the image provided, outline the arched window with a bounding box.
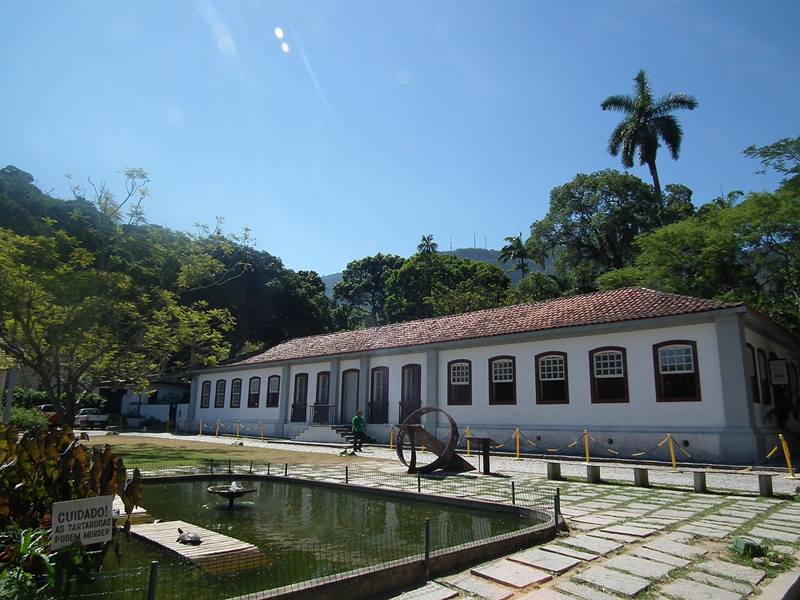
[291,374,308,422]
[400,364,422,422]
[745,344,759,403]
[369,366,389,424]
[200,381,211,408]
[214,380,226,408]
[757,349,771,405]
[535,352,568,404]
[266,375,280,407]
[489,356,516,405]
[230,378,242,408]
[590,347,628,403]
[447,360,471,405]
[653,341,700,402]
[248,377,261,408]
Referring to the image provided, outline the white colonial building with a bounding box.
[188,288,799,464]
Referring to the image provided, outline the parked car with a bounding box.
[35,404,60,424]
[73,408,109,429]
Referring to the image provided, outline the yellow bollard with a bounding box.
[666,433,677,472]
[215,418,221,437]
[779,434,797,479]
[198,418,204,436]
[583,429,590,464]
[236,419,240,440]
[515,428,521,460]
[259,420,264,442]
[465,426,472,456]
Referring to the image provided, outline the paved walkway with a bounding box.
[105,431,800,496]
[95,431,800,599]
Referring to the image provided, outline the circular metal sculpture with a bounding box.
[207,482,257,509]
[395,406,475,474]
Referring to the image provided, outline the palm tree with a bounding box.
[417,234,438,255]
[498,234,529,277]
[601,70,697,204]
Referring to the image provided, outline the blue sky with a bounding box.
[1,1,798,274]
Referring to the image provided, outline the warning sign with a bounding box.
[51,495,113,550]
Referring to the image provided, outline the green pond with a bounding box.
[83,478,539,599]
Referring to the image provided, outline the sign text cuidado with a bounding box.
[51,496,114,550]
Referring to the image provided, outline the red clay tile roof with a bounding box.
[232,288,742,366]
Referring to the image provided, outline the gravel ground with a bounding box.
[85,430,800,496]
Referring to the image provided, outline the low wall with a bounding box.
[142,473,555,600]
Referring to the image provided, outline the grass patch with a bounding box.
[88,434,378,467]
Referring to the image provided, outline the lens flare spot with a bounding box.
[281,41,290,53]
[274,27,284,40]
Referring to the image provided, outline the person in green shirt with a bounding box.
[351,410,365,452]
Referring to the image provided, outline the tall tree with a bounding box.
[498,234,530,277]
[385,254,510,321]
[333,253,405,326]
[417,234,438,255]
[601,70,697,209]
[526,170,693,292]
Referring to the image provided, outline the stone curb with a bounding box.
[758,564,800,600]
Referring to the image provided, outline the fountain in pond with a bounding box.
[207,481,257,509]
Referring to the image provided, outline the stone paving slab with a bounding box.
[509,548,583,574]
[541,544,599,561]
[600,524,657,537]
[703,514,748,525]
[749,526,800,543]
[518,589,574,600]
[571,522,604,531]
[630,546,690,567]
[718,509,757,519]
[439,572,513,600]
[573,514,621,526]
[393,582,458,600]
[643,537,707,557]
[763,519,800,532]
[554,580,623,600]
[471,559,552,588]
[659,578,742,600]
[586,531,639,543]
[676,523,729,539]
[575,565,650,596]
[686,570,752,595]
[696,559,765,585]
[560,534,622,555]
[603,554,675,579]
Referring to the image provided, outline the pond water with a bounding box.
[85,478,539,599]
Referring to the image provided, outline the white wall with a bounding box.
[368,352,427,424]
[288,362,332,422]
[438,322,723,431]
[194,366,283,429]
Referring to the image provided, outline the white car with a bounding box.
[74,408,110,429]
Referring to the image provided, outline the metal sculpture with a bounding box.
[395,406,475,474]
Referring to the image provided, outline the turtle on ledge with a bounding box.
[176,528,202,545]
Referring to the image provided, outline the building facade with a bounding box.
[188,288,800,464]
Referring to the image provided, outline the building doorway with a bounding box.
[341,369,359,424]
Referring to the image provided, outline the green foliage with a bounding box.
[416,234,438,255]
[498,234,530,277]
[9,407,48,429]
[599,187,800,334]
[527,170,687,292]
[601,69,697,200]
[333,253,405,326]
[12,388,49,409]
[385,254,511,321]
[514,272,562,303]
[744,135,800,188]
[0,424,144,596]
[0,527,52,600]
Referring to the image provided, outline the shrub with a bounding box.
[11,388,48,410]
[9,407,48,430]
